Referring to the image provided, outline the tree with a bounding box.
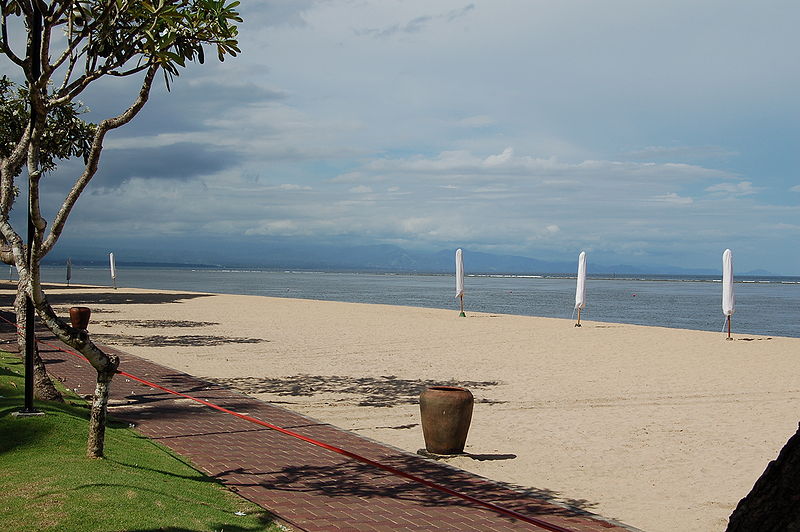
[727,423,800,531]
[0,0,241,458]
[0,75,96,403]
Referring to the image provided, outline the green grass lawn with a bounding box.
[0,351,286,532]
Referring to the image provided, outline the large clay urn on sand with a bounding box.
[419,386,474,455]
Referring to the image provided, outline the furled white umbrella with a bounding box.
[574,251,587,327]
[66,257,72,287]
[455,248,465,317]
[109,252,117,289]
[722,248,735,339]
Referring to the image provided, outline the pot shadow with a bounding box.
[464,452,518,461]
[417,449,518,461]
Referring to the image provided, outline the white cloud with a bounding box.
[705,181,758,196]
[349,185,373,194]
[330,172,365,183]
[244,219,301,235]
[773,223,800,232]
[484,147,514,167]
[474,185,510,193]
[276,184,312,191]
[653,193,693,205]
[791,185,800,192]
[625,145,738,161]
[399,217,434,234]
[358,148,730,186]
[458,115,495,128]
[353,3,475,39]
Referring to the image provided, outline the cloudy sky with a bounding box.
[10,1,800,273]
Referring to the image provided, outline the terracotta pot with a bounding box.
[69,306,91,330]
[419,385,473,455]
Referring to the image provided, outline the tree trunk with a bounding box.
[14,280,63,402]
[86,369,114,458]
[727,423,800,531]
[24,283,119,458]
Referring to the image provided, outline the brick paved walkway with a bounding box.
[1,319,638,532]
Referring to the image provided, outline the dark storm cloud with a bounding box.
[93,142,239,186]
[133,81,286,136]
[82,78,285,136]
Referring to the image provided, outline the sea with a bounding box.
[32,265,800,339]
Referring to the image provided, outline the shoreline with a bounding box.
[17,274,800,339]
[3,282,799,531]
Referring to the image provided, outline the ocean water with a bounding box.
[33,265,800,338]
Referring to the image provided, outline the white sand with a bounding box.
[27,285,800,531]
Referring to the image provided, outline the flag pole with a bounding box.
[459,293,465,317]
[575,307,582,327]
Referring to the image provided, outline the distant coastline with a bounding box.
[40,242,786,276]
[40,258,780,278]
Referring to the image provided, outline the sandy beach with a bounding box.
[6,283,800,531]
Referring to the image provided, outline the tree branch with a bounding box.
[37,5,52,81]
[11,0,33,18]
[53,53,144,105]
[0,122,31,215]
[31,0,47,16]
[52,2,124,91]
[29,277,119,376]
[52,23,92,90]
[44,0,70,22]
[0,242,14,266]
[0,219,25,272]
[42,64,159,257]
[108,63,150,77]
[1,9,24,66]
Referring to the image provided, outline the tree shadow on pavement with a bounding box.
[216,452,601,516]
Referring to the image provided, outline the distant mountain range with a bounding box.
[44,239,774,276]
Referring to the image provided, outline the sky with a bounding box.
[5,1,800,273]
